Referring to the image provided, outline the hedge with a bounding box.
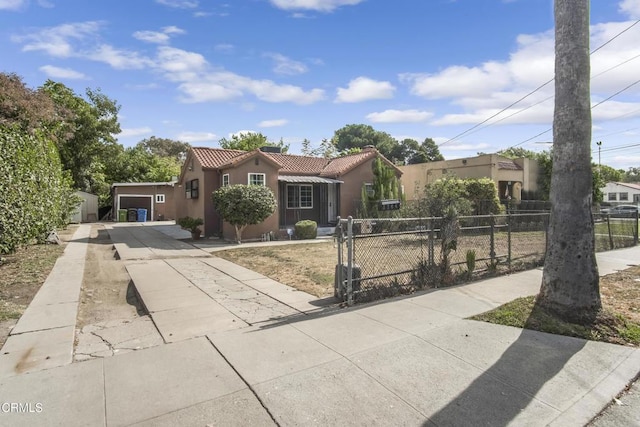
[0,127,77,254]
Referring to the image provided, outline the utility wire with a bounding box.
[437,19,640,148]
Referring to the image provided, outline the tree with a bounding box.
[332,124,401,162]
[0,73,66,138]
[219,132,289,153]
[212,184,277,243]
[622,167,640,183]
[497,147,538,159]
[422,176,472,217]
[41,81,121,193]
[465,178,502,215]
[360,158,402,217]
[136,136,190,161]
[301,138,337,158]
[538,0,600,320]
[597,164,624,183]
[408,138,445,164]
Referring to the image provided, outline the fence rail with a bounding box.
[335,212,638,305]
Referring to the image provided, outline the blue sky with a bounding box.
[1,0,640,170]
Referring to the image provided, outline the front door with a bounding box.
[328,184,337,223]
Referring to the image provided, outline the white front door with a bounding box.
[328,184,337,223]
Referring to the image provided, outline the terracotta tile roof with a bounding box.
[188,146,402,178]
[497,160,522,170]
[191,147,246,169]
[219,149,282,169]
[613,182,640,190]
[264,153,330,175]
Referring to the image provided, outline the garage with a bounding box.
[117,195,152,221]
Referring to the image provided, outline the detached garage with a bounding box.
[111,181,177,222]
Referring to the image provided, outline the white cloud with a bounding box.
[37,0,54,8]
[335,76,395,103]
[366,109,433,123]
[176,131,217,142]
[119,127,153,138]
[0,0,26,10]
[269,0,364,12]
[619,0,640,18]
[442,142,491,151]
[133,26,185,44]
[264,52,308,75]
[258,119,289,127]
[155,47,325,105]
[39,65,88,79]
[214,43,234,53]
[88,44,153,69]
[13,21,102,57]
[155,0,198,8]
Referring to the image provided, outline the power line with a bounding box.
[438,19,640,148]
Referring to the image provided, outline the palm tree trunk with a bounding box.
[538,0,601,321]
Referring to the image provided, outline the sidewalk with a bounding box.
[0,223,638,426]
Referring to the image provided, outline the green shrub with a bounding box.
[295,220,317,239]
[212,185,277,243]
[0,127,76,254]
[176,216,203,233]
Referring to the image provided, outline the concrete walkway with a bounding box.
[0,225,91,378]
[0,222,638,426]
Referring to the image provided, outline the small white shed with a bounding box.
[71,191,99,223]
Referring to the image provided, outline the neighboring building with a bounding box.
[400,154,541,201]
[176,146,402,240]
[111,181,177,221]
[602,182,640,204]
[71,191,99,223]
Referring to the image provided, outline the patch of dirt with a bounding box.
[600,265,640,324]
[76,225,145,327]
[0,225,77,347]
[74,224,163,360]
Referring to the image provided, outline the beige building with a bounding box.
[400,154,541,201]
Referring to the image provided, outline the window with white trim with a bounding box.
[156,194,165,203]
[248,173,265,186]
[620,192,629,201]
[608,193,617,201]
[287,185,313,209]
[222,174,230,187]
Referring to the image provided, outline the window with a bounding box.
[620,192,629,201]
[287,185,313,209]
[608,193,617,201]
[364,183,374,198]
[155,194,165,203]
[222,174,229,187]
[185,179,199,199]
[248,173,265,186]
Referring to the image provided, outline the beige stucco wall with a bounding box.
[177,156,208,234]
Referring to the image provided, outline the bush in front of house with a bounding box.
[295,220,317,239]
[0,127,78,254]
[212,184,277,243]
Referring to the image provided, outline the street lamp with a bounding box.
[596,141,602,173]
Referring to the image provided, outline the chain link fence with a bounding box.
[335,212,638,305]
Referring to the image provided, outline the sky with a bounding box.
[1,0,640,170]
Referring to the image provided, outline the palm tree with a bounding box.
[538,0,601,321]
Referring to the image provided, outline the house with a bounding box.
[111,181,177,221]
[70,191,99,223]
[176,146,402,240]
[602,182,640,204]
[399,154,541,201]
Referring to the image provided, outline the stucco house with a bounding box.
[602,182,640,204]
[111,181,178,221]
[400,154,541,201]
[176,146,402,240]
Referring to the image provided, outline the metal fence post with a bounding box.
[346,216,354,306]
[335,216,343,299]
[489,214,496,264]
[635,211,639,246]
[428,218,435,266]
[507,212,512,267]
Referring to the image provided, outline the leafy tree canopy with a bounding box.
[136,136,190,161]
[408,138,444,164]
[212,184,277,243]
[219,132,289,153]
[332,124,400,162]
